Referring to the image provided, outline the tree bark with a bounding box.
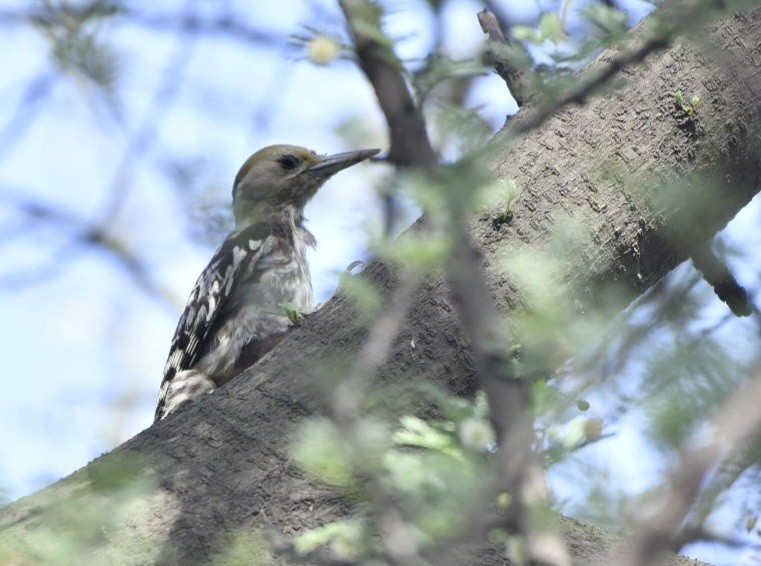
[3,6,761,565]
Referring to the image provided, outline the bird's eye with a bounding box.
[278,154,299,171]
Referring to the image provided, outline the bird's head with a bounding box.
[231,144,380,225]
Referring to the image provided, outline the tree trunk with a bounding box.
[3,6,761,566]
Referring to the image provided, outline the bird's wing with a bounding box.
[158,221,271,388]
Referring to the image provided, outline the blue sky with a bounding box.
[0,1,759,564]
[0,0,514,500]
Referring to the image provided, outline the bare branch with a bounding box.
[97,16,198,225]
[271,273,420,565]
[448,233,571,566]
[339,0,436,168]
[0,72,57,165]
[477,9,530,107]
[625,371,761,566]
[0,2,201,301]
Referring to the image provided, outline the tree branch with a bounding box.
[339,0,436,168]
[339,1,570,563]
[626,371,761,565]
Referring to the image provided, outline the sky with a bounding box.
[0,0,515,502]
[0,1,759,564]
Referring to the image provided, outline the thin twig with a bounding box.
[0,2,200,306]
[0,6,283,47]
[332,274,418,426]
[0,191,176,308]
[448,233,571,566]
[338,1,571,564]
[477,9,530,107]
[97,3,199,225]
[510,29,670,137]
[330,274,421,566]
[505,0,735,138]
[0,72,58,164]
[625,371,761,566]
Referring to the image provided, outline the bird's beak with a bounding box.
[307,148,381,176]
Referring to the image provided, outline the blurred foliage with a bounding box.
[337,272,384,323]
[294,518,372,559]
[289,1,761,561]
[212,530,272,566]
[290,392,495,559]
[0,454,155,565]
[2,0,761,564]
[643,338,741,449]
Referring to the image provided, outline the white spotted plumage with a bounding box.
[153,144,378,422]
[154,215,315,421]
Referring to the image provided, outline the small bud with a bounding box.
[497,492,512,508]
[308,35,339,66]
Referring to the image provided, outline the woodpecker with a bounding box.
[154,145,380,421]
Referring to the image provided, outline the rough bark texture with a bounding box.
[3,7,761,566]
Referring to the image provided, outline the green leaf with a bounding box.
[392,416,461,458]
[583,5,628,41]
[512,25,539,43]
[432,102,493,154]
[278,302,308,324]
[375,232,450,274]
[473,391,490,420]
[337,273,383,321]
[538,13,565,44]
[480,177,520,212]
[531,379,552,413]
[414,56,489,99]
[294,518,367,557]
[383,451,437,493]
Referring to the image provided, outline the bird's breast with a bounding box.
[195,235,313,382]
